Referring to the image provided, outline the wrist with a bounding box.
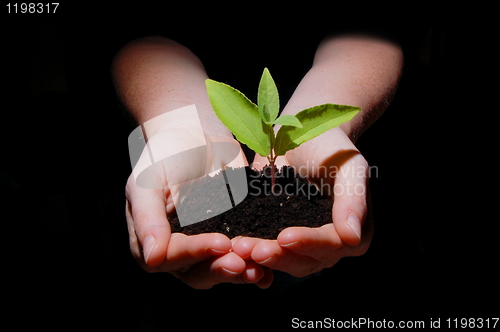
[339,117,364,144]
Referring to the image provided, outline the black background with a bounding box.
[1,4,496,331]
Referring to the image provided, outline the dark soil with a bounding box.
[169,166,333,240]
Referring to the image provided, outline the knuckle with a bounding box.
[125,175,136,196]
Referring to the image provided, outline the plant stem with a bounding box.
[269,151,276,194]
[271,160,275,194]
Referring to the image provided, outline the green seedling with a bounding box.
[206,68,360,191]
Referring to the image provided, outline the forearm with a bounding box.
[282,34,403,142]
[112,36,231,137]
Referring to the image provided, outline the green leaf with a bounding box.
[257,68,279,123]
[274,104,360,156]
[206,79,271,157]
[267,114,302,128]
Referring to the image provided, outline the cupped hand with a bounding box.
[125,113,273,289]
[232,127,373,278]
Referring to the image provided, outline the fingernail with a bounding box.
[209,248,228,254]
[256,256,273,265]
[242,267,260,283]
[280,241,299,248]
[143,235,156,265]
[347,214,361,240]
[221,267,239,275]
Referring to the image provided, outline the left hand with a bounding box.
[232,127,373,278]
[125,118,274,289]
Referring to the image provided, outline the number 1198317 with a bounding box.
[446,318,499,329]
[6,3,59,13]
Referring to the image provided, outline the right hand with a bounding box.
[125,126,273,289]
[232,127,372,278]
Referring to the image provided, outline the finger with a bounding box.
[240,260,265,284]
[165,232,232,271]
[250,239,281,265]
[208,257,268,287]
[250,239,319,278]
[277,224,344,261]
[177,252,246,289]
[231,236,262,260]
[283,129,367,247]
[255,267,274,289]
[125,199,142,263]
[231,237,275,288]
[126,176,170,268]
[211,251,247,278]
[331,153,368,247]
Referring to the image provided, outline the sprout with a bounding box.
[206,68,360,191]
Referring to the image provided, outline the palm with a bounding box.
[126,131,275,289]
[233,127,373,277]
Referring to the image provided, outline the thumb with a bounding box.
[126,177,171,268]
[331,154,368,247]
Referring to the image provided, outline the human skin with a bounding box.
[234,34,403,277]
[113,33,403,287]
[113,36,273,289]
